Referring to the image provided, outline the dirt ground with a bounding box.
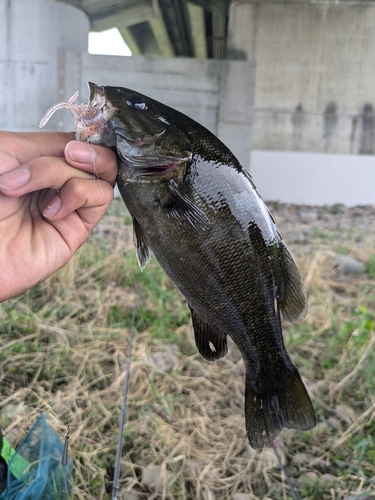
[1,198,375,500]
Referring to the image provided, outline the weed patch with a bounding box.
[1,200,375,499]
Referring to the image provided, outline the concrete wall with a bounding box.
[0,0,89,132]
[251,150,375,207]
[246,0,375,155]
[225,0,375,206]
[2,0,375,206]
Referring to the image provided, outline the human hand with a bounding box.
[0,131,118,302]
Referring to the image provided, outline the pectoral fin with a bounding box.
[159,180,211,235]
[133,217,152,270]
[189,306,228,362]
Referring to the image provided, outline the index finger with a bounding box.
[0,131,75,164]
[65,141,118,187]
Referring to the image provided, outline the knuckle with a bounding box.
[65,177,113,206]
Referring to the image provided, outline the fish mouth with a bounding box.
[39,82,191,176]
[39,83,118,142]
[76,83,118,142]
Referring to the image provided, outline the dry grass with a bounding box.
[1,200,375,499]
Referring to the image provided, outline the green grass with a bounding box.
[364,254,375,280]
[1,199,375,499]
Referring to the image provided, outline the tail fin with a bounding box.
[245,367,316,449]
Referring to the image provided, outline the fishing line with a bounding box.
[88,152,150,498]
[111,303,136,500]
[58,141,146,485]
[271,440,299,500]
[89,144,147,334]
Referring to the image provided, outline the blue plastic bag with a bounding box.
[0,413,72,499]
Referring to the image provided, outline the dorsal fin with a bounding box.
[279,242,308,324]
[247,221,307,324]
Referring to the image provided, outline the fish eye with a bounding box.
[126,96,147,111]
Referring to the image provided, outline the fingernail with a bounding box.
[43,195,61,218]
[67,142,96,164]
[0,166,30,190]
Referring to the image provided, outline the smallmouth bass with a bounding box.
[40,84,316,448]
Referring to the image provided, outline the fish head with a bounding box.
[78,83,192,177]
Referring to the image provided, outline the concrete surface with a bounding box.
[0,0,89,132]
[246,1,375,155]
[251,150,375,206]
[2,0,375,206]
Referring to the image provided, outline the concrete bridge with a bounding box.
[1,0,375,205]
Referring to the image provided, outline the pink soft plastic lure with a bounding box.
[39,90,116,142]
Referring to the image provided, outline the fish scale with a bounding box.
[40,82,316,449]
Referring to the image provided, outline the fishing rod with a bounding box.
[111,304,136,500]
[271,440,299,500]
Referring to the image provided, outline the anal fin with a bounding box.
[189,306,228,362]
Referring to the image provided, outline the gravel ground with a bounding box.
[92,198,375,499]
[269,203,375,246]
